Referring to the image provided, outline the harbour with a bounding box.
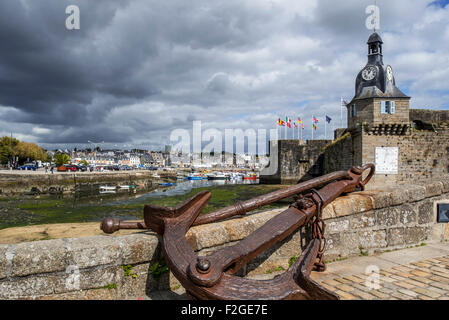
[0,176,289,231]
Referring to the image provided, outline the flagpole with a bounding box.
[331,123,335,140]
[341,97,343,129]
[285,114,287,140]
[325,116,327,140]
[312,117,314,140]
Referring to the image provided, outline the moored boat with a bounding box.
[159,182,176,187]
[100,186,116,190]
[207,172,228,180]
[243,173,258,180]
[187,173,204,180]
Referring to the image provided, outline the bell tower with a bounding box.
[347,32,410,134]
[367,32,383,65]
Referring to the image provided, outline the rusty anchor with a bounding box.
[101,164,375,300]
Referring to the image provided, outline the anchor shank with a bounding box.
[193,170,350,226]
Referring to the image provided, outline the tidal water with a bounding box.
[0,178,265,229]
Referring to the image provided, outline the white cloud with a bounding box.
[0,0,448,149]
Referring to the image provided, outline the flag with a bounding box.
[286,116,292,128]
[298,117,302,124]
[313,123,317,130]
[312,116,319,123]
[277,118,285,126]
[294,123,298,129]
[301,123,304,129]
[326,115,332,123]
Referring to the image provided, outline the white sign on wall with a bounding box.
[375,147,398,175]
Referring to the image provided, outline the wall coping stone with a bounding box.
[0,178,447,281]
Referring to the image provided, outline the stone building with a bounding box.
[324,32,449,186]
[262,32,449,186]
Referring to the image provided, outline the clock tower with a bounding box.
[347,32,410,132]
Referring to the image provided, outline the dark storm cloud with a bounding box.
[0,0,447,149]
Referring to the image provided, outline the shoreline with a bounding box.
[0,170,176,195]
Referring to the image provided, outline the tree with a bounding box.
[79,160,89,166]
[0,136,19,164]
[0,136,47,165]
[54,153,71,166]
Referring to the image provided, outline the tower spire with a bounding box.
[374,0,377,33]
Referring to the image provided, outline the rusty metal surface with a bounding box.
[101,164,375,300]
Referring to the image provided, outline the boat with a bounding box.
[207,172,228,180]
[243,173,258,180]
[187,173,204,180]
[100,186,116,190]
[188,176,203,180]
[118,185,136,189]
[152,174,161,178]
[159,182,176,187]
[229,172,244,179]
[99,190,116,194]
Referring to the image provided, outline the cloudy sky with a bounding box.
[0,0,448,151]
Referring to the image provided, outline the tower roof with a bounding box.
[367,32,383,44]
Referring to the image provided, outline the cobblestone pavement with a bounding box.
[147,242,449,300]
[316,255,449,300]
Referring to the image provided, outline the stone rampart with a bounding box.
[0,171,172,195]
[0,179,448,299]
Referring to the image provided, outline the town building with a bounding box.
[261,32,449,186]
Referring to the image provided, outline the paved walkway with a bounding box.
[310,242,449,300]
[148,242,449,300]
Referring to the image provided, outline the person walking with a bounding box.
[50,166,54,174]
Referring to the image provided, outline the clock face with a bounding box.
[386,65,394,82]
[362,66,377,81]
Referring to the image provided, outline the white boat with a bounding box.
[207,172,228,180]
[100,186,116,190]
[152,174,161,178]
[229,172,243,179]
[100,190,116,194]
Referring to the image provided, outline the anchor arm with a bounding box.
[99,164,375,300]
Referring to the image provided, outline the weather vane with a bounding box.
[366,1,380,32]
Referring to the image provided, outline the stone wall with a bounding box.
[0,179,448,300]
[410,109,449,123]
[260,139,331,184]
[323,118,449,186]
[362,125,449,185]
[323,133,353,174]
[0,171,172,195]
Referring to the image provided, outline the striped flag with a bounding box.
[277,118,285,126]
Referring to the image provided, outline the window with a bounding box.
[350,104,357,117]
[381,101,395,114]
